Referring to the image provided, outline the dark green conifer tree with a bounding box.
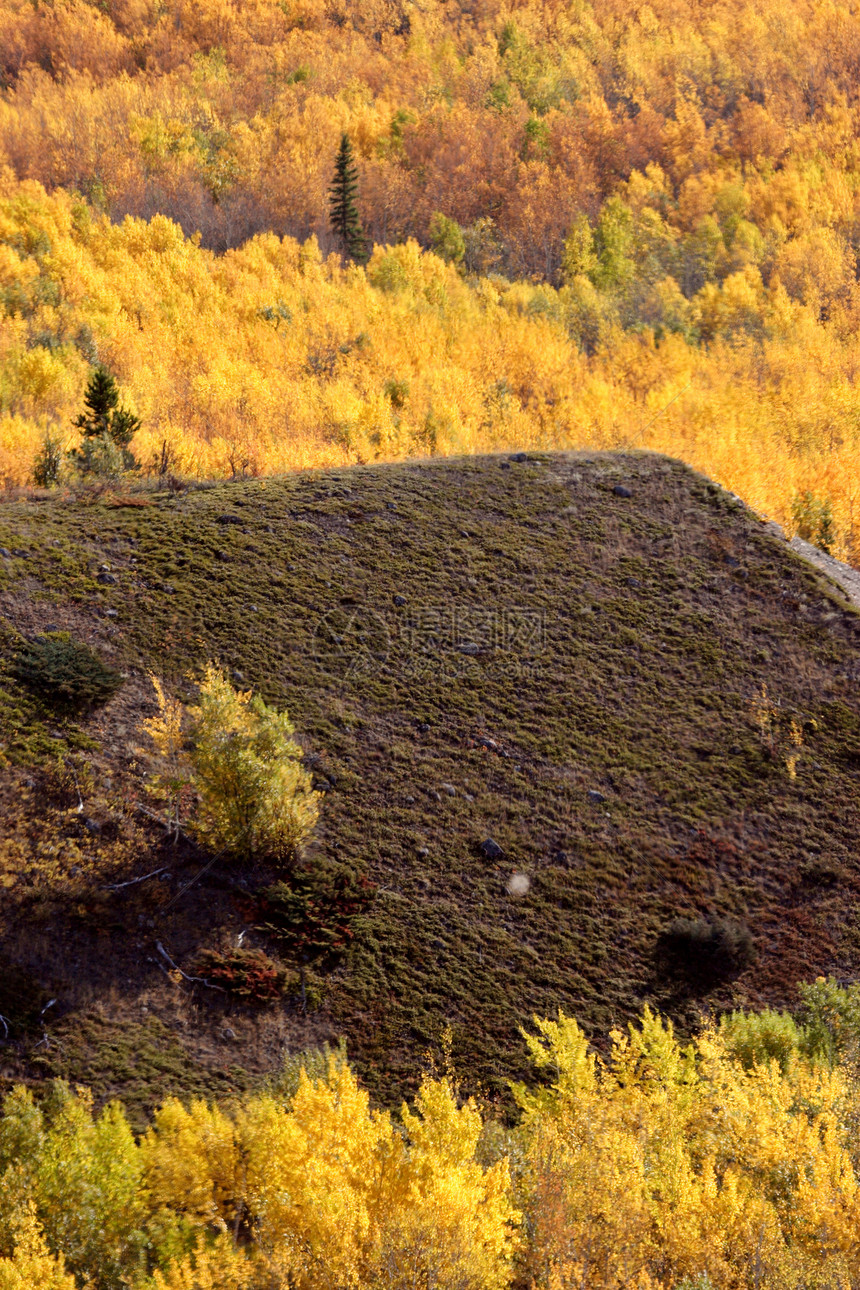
[69,365,140,475]
[328,134,369,264]
[74,366,140,448]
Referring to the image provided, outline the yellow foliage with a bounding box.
[147,1236,254,1290]
[1,173,860,553]
[187,664,320,862]
[142,1059,518,1289]
[3,1007,860,1288]
[0,1207,75,1290]
[516,1009,860,1289]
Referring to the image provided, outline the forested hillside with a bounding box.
[1,0,860,553]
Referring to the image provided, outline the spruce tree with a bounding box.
[328,134,368,264]
[70,365,140,475]
[74,366,140,449]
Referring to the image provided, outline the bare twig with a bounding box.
[70,767,84,814]
[33,999,56,1051]
[0,1014,9,1041]
[156,941,226,991]
[134,802,193,842]
[104,866,169,891]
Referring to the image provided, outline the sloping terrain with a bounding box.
[0,451,859,1120]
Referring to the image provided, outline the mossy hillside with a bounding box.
[0,451,859,1112]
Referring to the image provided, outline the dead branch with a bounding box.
[104,866,169,891]
[156,941,226,991]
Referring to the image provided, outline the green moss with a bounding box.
[0,451,858,1114]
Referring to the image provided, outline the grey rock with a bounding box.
[232,670,245,684]
[215,550,231,562]
[480,837,504,861]
[457,642,482,656]
[97,571,117,585]
[613,485,633,498]
[106,609,119,618]
[12,548,29,558]
[416,846,430,858]
[510,452,528,463]
[393,594,407,606]
[441,783,457,796]
[216,514,244,526]
[84,818,101,834]
[222,1027,236,1040]
[386,501,398,511]
[587,789,606,804]
[44,623,60,633]
[0,548,10,558]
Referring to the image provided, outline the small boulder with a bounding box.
[613,485,633,498]
[480,837,504,861]
[97,571,117,585]
[587,789,606,804]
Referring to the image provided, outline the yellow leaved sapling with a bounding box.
[144,666,320,863]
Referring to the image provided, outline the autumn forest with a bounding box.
[1,0,860,550]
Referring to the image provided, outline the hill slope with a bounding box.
[1,451,859,1117]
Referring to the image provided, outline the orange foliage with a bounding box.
[1,0,860,554]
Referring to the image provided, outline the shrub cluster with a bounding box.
[187,665,320,863]
[191,947,290,1004]
[656,916,756,988]
[257,862,375,970]
[3,991,860,1288]
[13,633,123,712]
